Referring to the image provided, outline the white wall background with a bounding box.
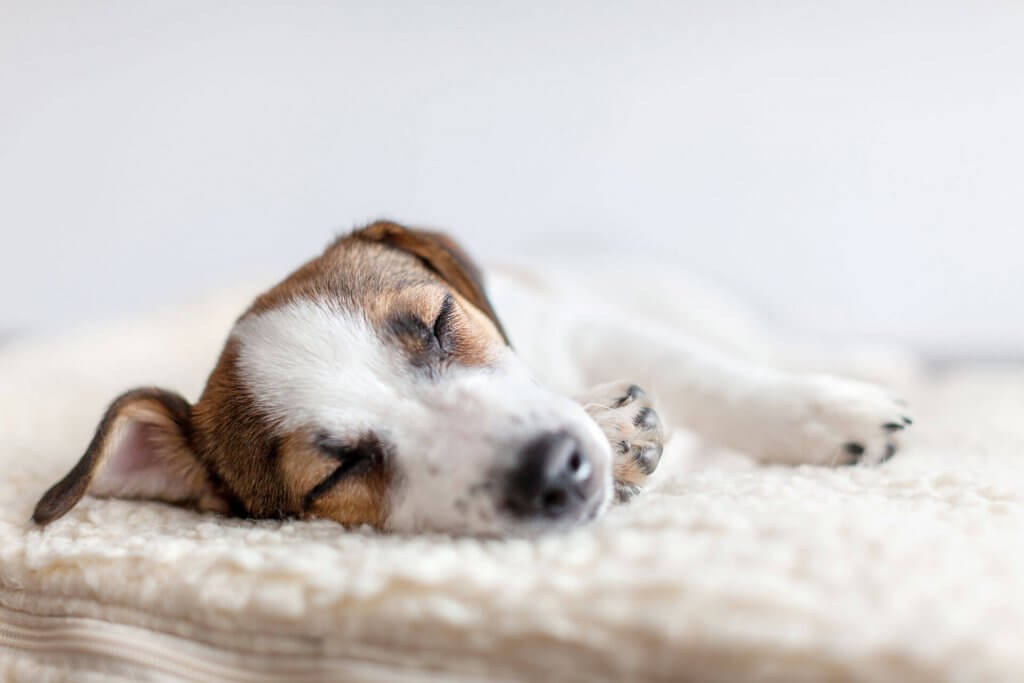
[2,1,1022,356]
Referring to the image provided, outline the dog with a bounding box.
[32,221,912,535]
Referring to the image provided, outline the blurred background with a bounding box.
[2,1,1022,359]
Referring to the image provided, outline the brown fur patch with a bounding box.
[352,221,510,344]
[277,429,339,509]
[190,340,291,518]
[303,464,392,528]
[275,429,393,527]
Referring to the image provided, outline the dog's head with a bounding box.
[33,222,613,535]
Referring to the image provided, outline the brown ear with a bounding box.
[353,221,510,344]
[33,388,229,525]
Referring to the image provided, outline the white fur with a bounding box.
[232,299,612,534]
[488,266,912,467]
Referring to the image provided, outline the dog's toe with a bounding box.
[777,375,913,467]
[578,380,666,503]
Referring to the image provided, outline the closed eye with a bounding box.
[388,294,458,366]
[304,434,382,508]
[432,294,456,354]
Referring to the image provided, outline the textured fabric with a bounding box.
[1,288,1022,682]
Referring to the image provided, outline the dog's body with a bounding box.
[33,222,911,535]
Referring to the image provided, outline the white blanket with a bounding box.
[1,289,1022,682]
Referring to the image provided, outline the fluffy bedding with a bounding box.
[1,288,1022,682]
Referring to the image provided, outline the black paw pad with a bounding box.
[614,385,646,408]
[633,444,663,475]
[634,406,660,430]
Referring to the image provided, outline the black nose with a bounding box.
[505,431,592,518]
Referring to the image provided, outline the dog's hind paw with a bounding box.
[757,374,913,467]
[578,381,665,503]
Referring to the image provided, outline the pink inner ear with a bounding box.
[90,420,198,501]
[105,421,158,477]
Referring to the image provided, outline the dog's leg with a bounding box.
[576,381,665,503]
[571,318,912,468]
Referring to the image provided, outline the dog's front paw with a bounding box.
[766,374,913,466]
[578,381,665,503]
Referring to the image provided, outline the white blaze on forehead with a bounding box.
[232,299,405,435]
[231,298,613,534]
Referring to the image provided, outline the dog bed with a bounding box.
[1,288,1022,682]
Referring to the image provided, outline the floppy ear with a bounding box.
[33,388,229,525]
[354,221,510,344]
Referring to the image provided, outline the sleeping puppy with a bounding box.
[32,221,912,535]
